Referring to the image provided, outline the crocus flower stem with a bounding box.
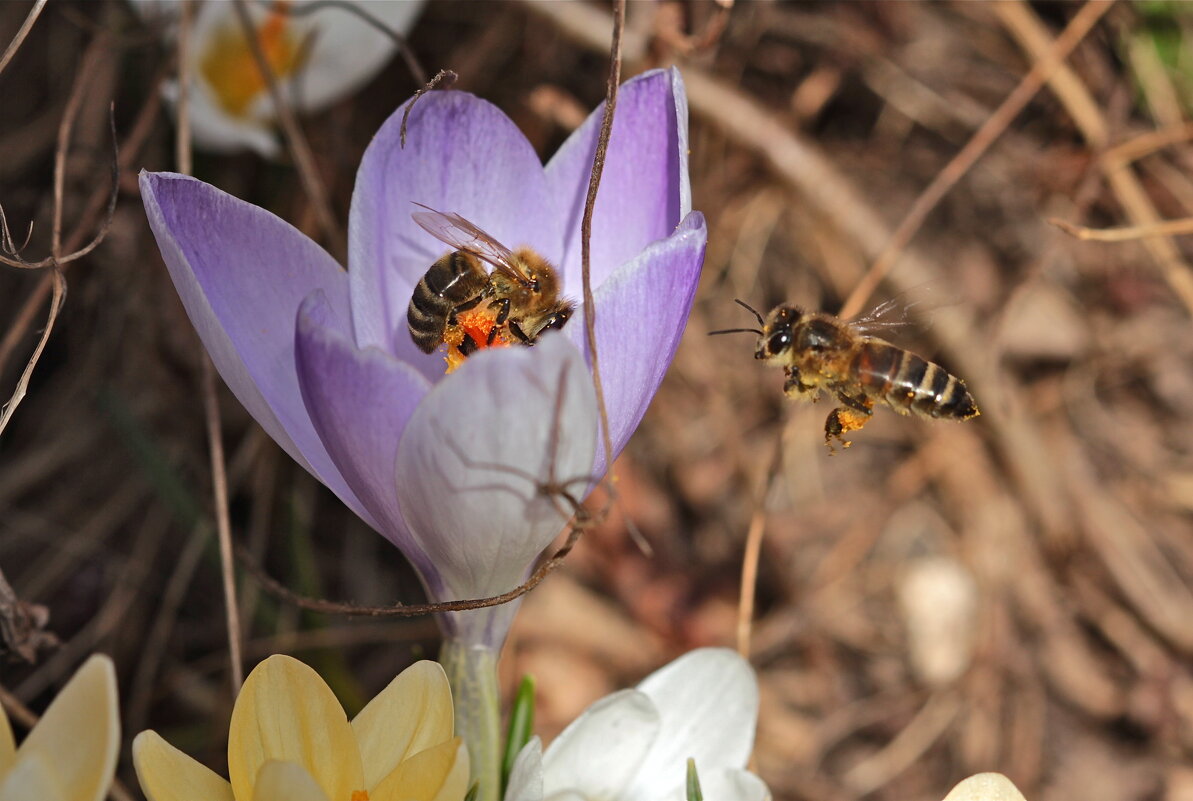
[442,639,502,801]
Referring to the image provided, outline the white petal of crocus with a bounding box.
[394,334,597,646]
[351,660,454,790]
[567,212,706,474]
[277,1,426,113]
[942,774,1028,801]
[252,761,332,801]
[347,89,562,377]
[540,690,660,801]
[17,654,118,801]
[228,656,365,801]
[140,172,378,529]
[133,731,235,801]
[622,649,759,801]
[170,78,280,158]
[0,748,66,801]
[503,738,544,801]
[294,291,434,576]
[546,68,690,293]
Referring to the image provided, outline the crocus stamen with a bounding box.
[351,791,370,801]
[444,306,512,373]
[199,1,304,118]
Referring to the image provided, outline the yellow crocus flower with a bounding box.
[134,656,468,801]
[0,655,119,801]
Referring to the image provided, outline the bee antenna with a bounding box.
[708,327,763,337]
[733,298,765,326]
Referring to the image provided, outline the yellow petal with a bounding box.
[353,661,454,789]
[371,737,469,801]
[252,761,332,801]
[133,731,234,801]
[942,774,1028,801]
[18,654,118,801]
[228,655,364,801]
[0,746,67,801]
[429,740,470,801]
[0,701,15,776]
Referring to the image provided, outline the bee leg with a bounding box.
[824,393,873,453]
[783,367,818,401]
[489,297,512,325]
[458,332,481,357]
[508,320,533,344]
[448,294,485,325]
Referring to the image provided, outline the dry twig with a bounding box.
[230,0,345,258]
[839,0,1115,319]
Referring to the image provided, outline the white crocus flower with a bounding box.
[505,649,771,801]
[942,773,1028,801]
[132,0,425,156]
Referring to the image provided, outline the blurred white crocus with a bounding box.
[505,649,771,801]
[132,0,425,156]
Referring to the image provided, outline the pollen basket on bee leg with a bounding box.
[443,306,513,373]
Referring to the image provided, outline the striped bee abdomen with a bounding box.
[407,251,489,353]
[854,340,979,421]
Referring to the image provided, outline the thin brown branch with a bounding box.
[176,0,194,177]
[178,0,243,695]
[0,270,64,437]
[580,0,624,475]
[1049,215,1193,242]
[239,515,591,618]
[736,438,781,659]
[230,0,345,258]
[0,0,47,77]
[1100,120,1193,166]
[201,357,245,692]
[839,0,1115,319]
[997,0,1193,316]
[51,34,107,257]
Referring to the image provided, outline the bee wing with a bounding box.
[411,204,530,283]
[848,287,959,335]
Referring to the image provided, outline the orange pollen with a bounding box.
[199,1,304,118]
[443,306,513,373]
[351,792,369,801]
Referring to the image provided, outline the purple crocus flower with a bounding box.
[140,68,705,650]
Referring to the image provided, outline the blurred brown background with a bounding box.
[4,2,1193,800]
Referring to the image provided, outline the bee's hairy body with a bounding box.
[756,306,978,448]
[406,247,574,356]
[407,250,491,354]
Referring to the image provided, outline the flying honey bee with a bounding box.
[713,298,979,450]
[406,204,575,364]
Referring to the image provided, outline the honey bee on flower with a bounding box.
[406,204,575,372]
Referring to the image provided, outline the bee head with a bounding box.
[756,306,802,361]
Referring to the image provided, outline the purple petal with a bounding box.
[625,649,759,801]
[347,91,561,380]
[547,68,690,293]
[294,292,438,585]
[393,334,597,646]
[140,171,372,524]
[567,212,706,475]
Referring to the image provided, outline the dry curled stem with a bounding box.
[400,68,459,148]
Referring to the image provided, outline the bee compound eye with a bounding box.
[767,332,791,355]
